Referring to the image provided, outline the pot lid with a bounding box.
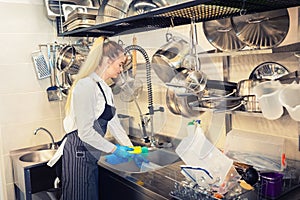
[232,9,289,49]
[203,18,246,52]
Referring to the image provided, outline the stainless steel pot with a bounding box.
[236,79,268,97]
[242,95,261,112]
[57,45,86,75]
[166,88,201,117]
[165,69,202,117]
[152,33,190,83]
[127,0,168,16]
[200,95,242,110]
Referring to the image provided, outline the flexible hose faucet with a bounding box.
[34,127,57,149]
[124,45,155,146]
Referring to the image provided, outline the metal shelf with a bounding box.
[57,0,300,37]
[192,106,264,117]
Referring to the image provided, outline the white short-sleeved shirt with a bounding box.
[63,72,132,153]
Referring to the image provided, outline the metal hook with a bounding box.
[170,16,174,28]
[240,0,247,16]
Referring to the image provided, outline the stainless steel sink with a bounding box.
[100,148,180,173]
[19,149,57,163]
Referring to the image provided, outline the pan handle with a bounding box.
[213,100,246,113]
[247,17,269,24]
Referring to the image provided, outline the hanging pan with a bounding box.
[56,45,86,75]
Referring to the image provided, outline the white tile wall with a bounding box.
[0,2,65,199]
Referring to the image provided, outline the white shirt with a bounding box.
[63,72,133,153]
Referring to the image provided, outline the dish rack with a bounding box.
[169,167,300,200]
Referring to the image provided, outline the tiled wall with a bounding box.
[0,1,65,199]
[0,1,299,200]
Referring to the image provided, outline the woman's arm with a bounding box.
[108,114,133,147]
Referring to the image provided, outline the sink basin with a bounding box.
[100,148,180,173]
[19,149,57,163]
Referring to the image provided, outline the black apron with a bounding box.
[61,82,116,200]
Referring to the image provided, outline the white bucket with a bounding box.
[279,83,300,121]
[253,81,283,120]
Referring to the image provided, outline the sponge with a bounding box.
[128,146,149,155]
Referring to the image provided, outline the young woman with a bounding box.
[61,37,146,200]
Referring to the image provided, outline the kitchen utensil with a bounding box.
[182,18,200,71]
[31,50,51,80]
[46,45,61,101]
[165,68,200,117]
[60,72,72,97]
[249,62,289,80]
[236,79,268,96]
[165,67,208,96]
[127,0,168,16]
[166,88,199,117]
[56,45,86,75]
[253,81,283,120]
[106,0,132,12]
[279,83,300,121]
[203,17,246,52]
[242,95,261,112]
[200,96,243,111]
[232,9,289,49]
[260,172,284,199]
[152,33,190,83]
[182,18,208,93]
[96,0,129,24]
[234,163,259,186]
[276,70,300,84]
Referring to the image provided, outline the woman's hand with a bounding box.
[133,154,149,168]
[112,144,133,159]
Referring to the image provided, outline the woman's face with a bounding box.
[104,53,126,79]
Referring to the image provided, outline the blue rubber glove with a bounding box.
[105,154,128,165]
[133,154,149,168]
[113,145,133,159]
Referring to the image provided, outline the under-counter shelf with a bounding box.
[56,0,300,37]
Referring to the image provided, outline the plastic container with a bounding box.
[176,123,233,186]
[279,83,300,121]
[260,172,284,199]
[253,81,283,120]
[224,129,286,171]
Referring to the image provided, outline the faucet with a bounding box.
[124,45,157,146]
[34,127,57,149]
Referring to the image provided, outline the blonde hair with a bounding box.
[65,36,124,114]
